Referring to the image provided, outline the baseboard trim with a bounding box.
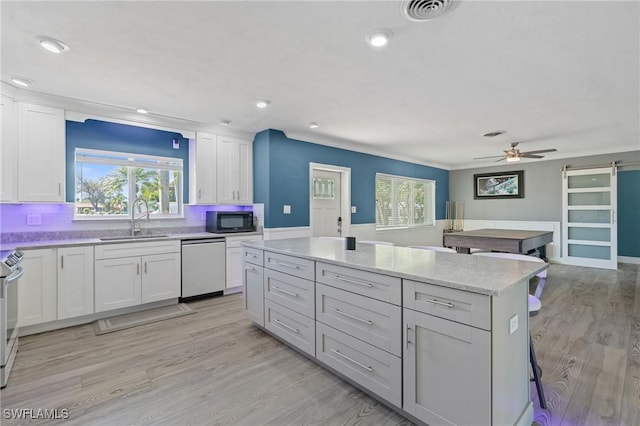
[619,256,640,265]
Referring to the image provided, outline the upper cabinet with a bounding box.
[0,96,18,202]
[189,132,218,204]
[217,136,253,204]
[190,132,253,205]
[17,103,66,202]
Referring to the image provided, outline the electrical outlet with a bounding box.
[509,314,518,335]
[283,205,291,214]
[351,206,357,214]
[27,214,42,225]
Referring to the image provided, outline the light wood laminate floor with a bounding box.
[1,263,638,426]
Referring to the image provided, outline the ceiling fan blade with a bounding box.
[494,157,506,163]
[473,155,506,160]
[520,148,557,155]
[520,154,545,159]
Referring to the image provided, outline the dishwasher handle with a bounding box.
[181,238,225,245]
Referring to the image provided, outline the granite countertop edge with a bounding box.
[1,231,264,251]
[241,239,548,297]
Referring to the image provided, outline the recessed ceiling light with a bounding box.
[309,122,319,129]
[483,130,506,137]
[10,76,33,87]
[220,119,231,126]
[37,36,70,54]
[256,100,270,109]
[136,108,149,114]
[367,29,393,47]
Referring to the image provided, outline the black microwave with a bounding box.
[206,211,255,233]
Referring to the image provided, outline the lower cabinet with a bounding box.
[316,322,402,408]
[18,248,57,327]
[94,241,181,313]
[57,246,94,320]
[227,235,263,289]
[403,308,491,426]
[242,258,264,326]
[264,299,315,356]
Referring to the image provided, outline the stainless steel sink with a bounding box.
[99,234,169,241]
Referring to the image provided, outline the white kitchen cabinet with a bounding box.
[95,241,181,312]
[17,103,65,202]
[403,308,491,426]
[57,246,94,320]
[0,96,18,202]
[18,249,57,327]
[140,252,181,303]
[226,235,262,289]
[242,250,264,326]
[189,132,217,204]
[95,257,141,312]
[217,137,253,204]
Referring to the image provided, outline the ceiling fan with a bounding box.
[473,142,557,163]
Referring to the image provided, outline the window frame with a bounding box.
[375,172,436,231]
[73,148,184,221]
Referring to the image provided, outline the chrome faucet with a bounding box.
[131,198,150,236]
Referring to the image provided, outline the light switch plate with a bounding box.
[351,206,357,213]
[509,314,518,335]
[283,205,291,214]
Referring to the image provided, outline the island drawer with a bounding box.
[316,283,401,357]
[264,299,315,357]
[316,322,401,408]
[265,269,314,319]
[403,280,491,331]
[264,251,315,281]
[242,247,263,266]
[316,262,401,305]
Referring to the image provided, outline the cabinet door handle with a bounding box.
[405,323,412,348]
[330,308,373,325]
[58,183,61,196]
[137,263,140,275]
[198,189,202,199]
[330,349,373,373]
[273,286,298,298]
[425,298,454,309]
[60,255,64,269]
[272,260,300,270]
[144,262,147,274]
[245,265,256,271]
[334,275,373,288]
[273,318,299,334]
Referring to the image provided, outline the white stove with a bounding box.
[1,249,24,388]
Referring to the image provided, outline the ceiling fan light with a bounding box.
[506,156,520,162]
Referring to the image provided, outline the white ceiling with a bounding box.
[2,1,639,170]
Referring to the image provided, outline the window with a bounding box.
[375,173,435,229]
[74,148,183,219]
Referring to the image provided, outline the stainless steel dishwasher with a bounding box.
[180,238,226,300]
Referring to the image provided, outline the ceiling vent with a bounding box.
[401,0,454,21]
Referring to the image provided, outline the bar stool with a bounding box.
[528,294,548,409]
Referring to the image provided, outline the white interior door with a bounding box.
[562,166,617,269]
[311,169,342,237]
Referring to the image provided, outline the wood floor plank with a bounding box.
[621,316,640,426]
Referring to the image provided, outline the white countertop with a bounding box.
[242,237,547,296]
[0,231,263,251]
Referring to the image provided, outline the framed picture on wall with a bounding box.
[474,170,524,199]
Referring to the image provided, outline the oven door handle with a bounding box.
[4,266,24,284]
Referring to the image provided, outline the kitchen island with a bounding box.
[241,237,547,426]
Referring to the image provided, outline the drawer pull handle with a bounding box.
[245,265,256,271]
[334,275,373,288]
[331,308,373,325]
[426,299,454,308]
[273,260,300,269]
[273,286,298,297]
[330,349,374,373]
[273,318,299,333]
